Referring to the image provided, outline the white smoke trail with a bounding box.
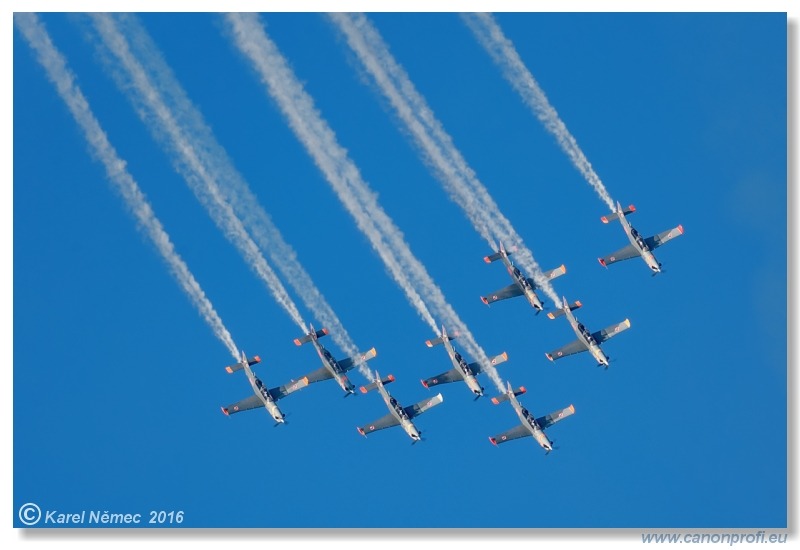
[462,12,616,212]
[90,14,376,379]
[224,13,506,391]
[15,12,239,360]
[88,13,315,338]
[330,13,562,308]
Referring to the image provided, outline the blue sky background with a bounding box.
[12,11,787,529]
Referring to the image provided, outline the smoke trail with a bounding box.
[225,13,506,391]
[89,14,376,379]
[15,12,239,360]
[330,13,562,308]
[462,12,616,212]
[88,13,317,340]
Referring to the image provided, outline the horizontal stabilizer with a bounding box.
[293,327,329,346]
[484,242,516,263]
[483,251,505,263]
[359,374,395,394]
[425,333,456,348]
[491,386,526,405]
[600,204,636,224]
[224,354,261,374]
[543,264,567,281]
[547,301,582,320]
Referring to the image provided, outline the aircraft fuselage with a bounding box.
[376,382,421,442]
[564,307,610,367]
[502,255,544,310]
[619,209,661,273]
[244,364,285,424]
[509,393,553,451]
[443,338,483,397]
[311,339,356,394]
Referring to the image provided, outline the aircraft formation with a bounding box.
[14,10,685,454]
[221,200,684,453]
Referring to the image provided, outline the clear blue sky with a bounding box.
[13,11,787,530]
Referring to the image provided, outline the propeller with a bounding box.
[274,412,291,427]
[597,357,613,370]
[545,440,561,455]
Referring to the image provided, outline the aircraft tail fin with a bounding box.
[491,386,527,405]
[359,374,395,394]
[600,204,636,224]
[293,327,329,346]
[546,301,582,320]
[224,354,261,374]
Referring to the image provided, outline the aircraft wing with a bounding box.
[645,225,684,250]
[302,366,335,384]
[536,404,576,430]
[467,351,508,375]
[358,412,401,435]
[599,244,640,266]
[267,377,309,401]
[546,339,589,361]
[490,424,531,445]
[222,394,263,415]
[422,368,463,387]
[404,393,444,419]
[542,264,567,281]
[337,347,378,372]
[591,319,631,344]
[481,283,523,304]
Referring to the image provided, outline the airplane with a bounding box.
[481,241,566,313]
[545,297,630,368]
[357,372,444,444]
[489,382,575,454]
[220,351,308,425]
[294,325,377,396]
[420,325,508,399]
[598,201,684,275]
